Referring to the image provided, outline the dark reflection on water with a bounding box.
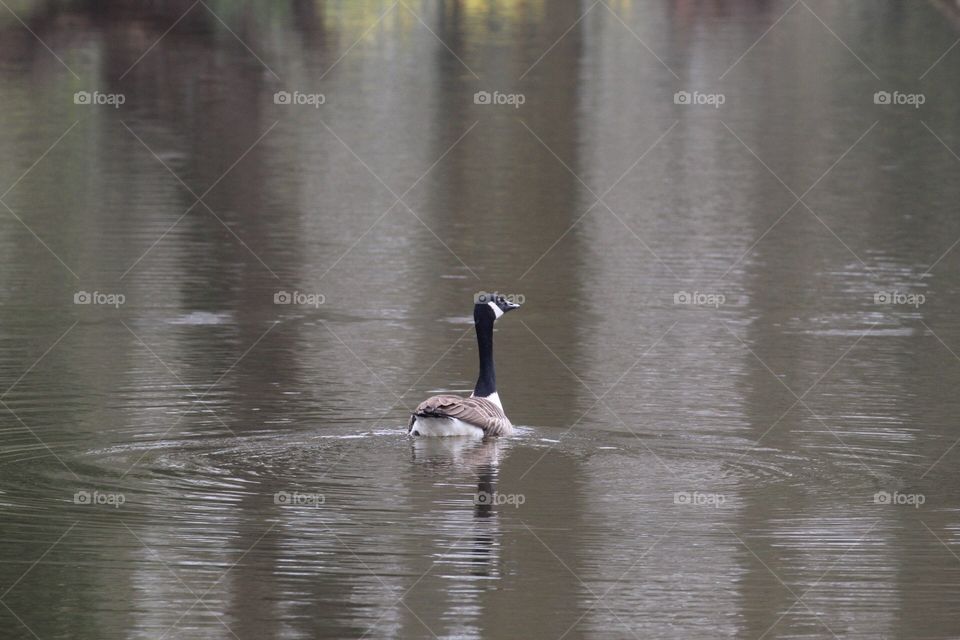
[2,0,960,638]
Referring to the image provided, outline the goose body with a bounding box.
[409,294,520,437]
[410,394,512,437]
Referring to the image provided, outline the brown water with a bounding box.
[2,1,960,638]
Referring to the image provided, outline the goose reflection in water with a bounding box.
[410,436,509,577]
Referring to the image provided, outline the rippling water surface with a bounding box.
[3,1,960,638]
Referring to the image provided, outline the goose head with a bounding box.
[474,291,521,321]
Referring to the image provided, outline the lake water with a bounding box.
[2,1,960,638]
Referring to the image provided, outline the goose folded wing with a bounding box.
[412,395,512,436]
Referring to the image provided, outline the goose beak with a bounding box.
[503,300,521,313]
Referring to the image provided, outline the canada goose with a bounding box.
[409,293,520,437]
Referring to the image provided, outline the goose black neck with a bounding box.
[473,309,496,398]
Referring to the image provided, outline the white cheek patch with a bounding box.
[487,301,504,318]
